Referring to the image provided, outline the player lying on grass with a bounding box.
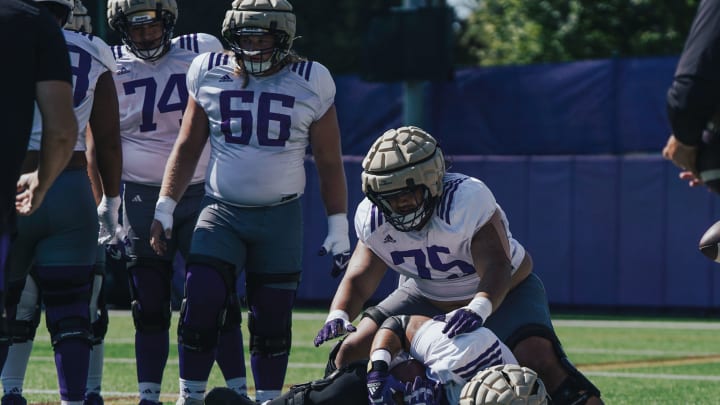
[205,314,544,405]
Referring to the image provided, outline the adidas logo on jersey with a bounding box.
[117,66,130,75]
[131,195,142,203]
[383,235,396,244]
[219,74,234,82]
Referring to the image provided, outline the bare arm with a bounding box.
[150,96,209,255]
[85,128,103,205]
[159,96,209,201]
[88,71,122,199]
[329,241,388,320]
[35,80,78,190]
[16,80,78,216]
[309,104,347,216]
[470,209,514,313]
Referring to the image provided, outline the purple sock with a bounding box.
[35,265,94,401]
[55,339,91,401]
[247,286,295,391]
[136,330,169,383]
[130,266,171,384]
[216,326,246,380]
[178,264,227,381]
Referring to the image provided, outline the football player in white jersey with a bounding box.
[148,0,350,403]
[314,127,604,405]
[366,314,523,405]
[1,1,122,405]
[105,0,241,404]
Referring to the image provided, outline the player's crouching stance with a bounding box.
[314,127,603,405]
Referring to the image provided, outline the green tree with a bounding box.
[456,0,699,67]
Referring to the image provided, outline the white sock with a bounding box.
[1,341,33,394]
[255,390,281,403]
[178,378,207,401]
[86,343,104,395]
[61,401,83,405]
[139,382,162,402]
[225,377,247,396]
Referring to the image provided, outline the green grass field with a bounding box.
[17,309,720,404]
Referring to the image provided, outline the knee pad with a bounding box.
[8,276,41,343]
[247,308,292,357]
[91,306,109,345]
[46,315,92,347]
[8,308,41,343]
[220,293,242,333]
[361,306,389,327]
[507,324,601,405]
[177,297,222,353]
[128,259,172,333]
[37,268,93,347]
[89,275,108,344]
[178,256,237,352]
[246,284,296,358]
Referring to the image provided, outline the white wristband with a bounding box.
[326,309,350,324]
[327,213,348,235]
[155,195,177,215]
[467,296,493,321]
[100,195,121,211]
[370,349,392,365]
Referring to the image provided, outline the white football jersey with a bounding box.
[186,53,335,206]
[28,30,115,151]
[355,173,526,301]
[112,33,223,185]
[410,319,517,404]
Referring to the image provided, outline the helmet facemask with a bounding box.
[224,27,291,75]
[367,185,438,232]
[222,0,297,76]
[110,4,175,61]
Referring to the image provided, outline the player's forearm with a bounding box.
[36,81,78,188]
[159,149,197,201]
[370,328,403,357]
[317,161,347,216]
[91,71,122,197]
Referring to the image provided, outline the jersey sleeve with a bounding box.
[354,198,375,243]
[196,33,225,54]
[92,36,117,72]
[65,31,115,72]
[443,176,498,239]
[307,61,336,120]
[186,52,210,102]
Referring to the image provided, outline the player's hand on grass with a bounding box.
[313,309,356,347]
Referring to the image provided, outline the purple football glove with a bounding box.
[319,247,351,278]
[313,317,356,347]
[403,376,442,405]
[105,233,135,262]
[367,362,406,405]
[441,308,484,338]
